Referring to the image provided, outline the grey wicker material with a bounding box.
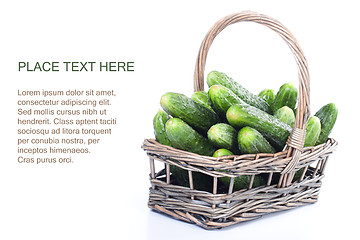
[149,171,322,229]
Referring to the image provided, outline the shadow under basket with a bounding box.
[142,11,338,229]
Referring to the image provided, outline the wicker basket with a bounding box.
[142,11,338,229]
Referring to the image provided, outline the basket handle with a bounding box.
[194,11,310,178]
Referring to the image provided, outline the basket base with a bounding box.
[148,172,322,229]
[149,197,318,230]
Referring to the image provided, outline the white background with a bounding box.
[1,0,359,239]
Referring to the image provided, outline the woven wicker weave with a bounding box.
[142,11,338,229]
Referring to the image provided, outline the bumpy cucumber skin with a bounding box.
[191,91,214,111]
[166,113,213,191]
[272,82,298,113]
[304,116,321,147]
[227,104,292,151]
[315,103,338,145]
[207,71,271,113]
[238,127,276,154]
[208,85,245,119]
[207,123,238,151]
[160,92,220,133]
[213,149,234,157]
[258,89,275,111]
[153,110,172,146]
[274,106,295,127]
[165,118,216,156]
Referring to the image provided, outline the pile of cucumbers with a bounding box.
[153,70,338,191]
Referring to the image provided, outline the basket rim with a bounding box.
[142,137,337,176]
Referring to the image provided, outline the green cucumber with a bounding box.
[274,106,295,127]
[258,89,275,111]
[304,116,321,147]
[212,148,265,190]
[166,114,214,191]
[170,165,213,192]
[213,149,234,157]
[160,92,220,133]
[315,103,338,145]
[292,167,305,182]
[272,82,298,113]
[208,84,245,119]
[165,118,216,156]
[238,127,276,154]
[191,91,213,111]
[293,116,322,182]
[207,123,238,152]
[226,104,292,151]
[153,110,172,146]
[220,174,266,191]
[207,71,271,113]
